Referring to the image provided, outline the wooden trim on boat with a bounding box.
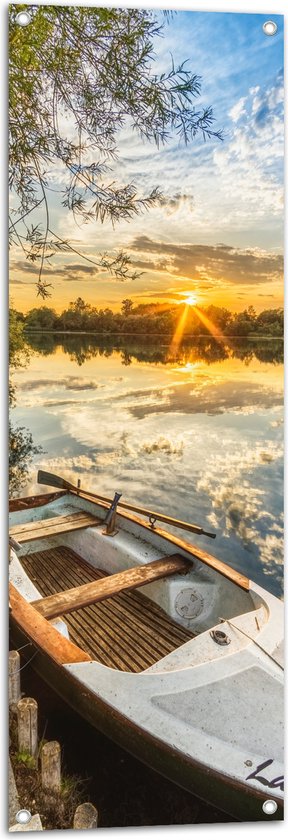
[9,583,92,665]
[9,511,101,544]
[71,490,250,591]
[9,490,67,512]
[32,554,190,620]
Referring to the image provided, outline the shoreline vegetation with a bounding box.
[13,299,283,339]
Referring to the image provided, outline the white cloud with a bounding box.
[197,440,283,579]
[229,96,247,123]
[213,74,284,223]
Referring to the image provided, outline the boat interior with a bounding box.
[18,544,193,672]
[9,491,264,673]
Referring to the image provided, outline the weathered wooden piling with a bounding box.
[9,652,99,826]
[9,651,21,709]
[17,697,38,759]
[41,741,61,793]
[73,803,98,829]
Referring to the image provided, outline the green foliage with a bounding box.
[22,300,284,340]
[9,4,222,296]
[9,308,30,409]
[60,776,79,799]
[256,308,284,336]
[9,307,30,369]
[9,306,43,496]
[9,421,42,496]
[25,306,58,331]
[15,750,36,770]
[121,299,134,317]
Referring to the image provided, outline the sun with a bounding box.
[184,294,197,306]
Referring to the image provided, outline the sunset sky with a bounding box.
[10,9,284,314]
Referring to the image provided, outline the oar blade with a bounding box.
[37,470,75,491]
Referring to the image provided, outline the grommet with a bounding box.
[15,11,32,26]
[262,800,278,815]
[263,21,277,36]
[16,810,32,825]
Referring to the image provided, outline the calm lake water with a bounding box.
[11,332,283,826]
[12,332,283,598]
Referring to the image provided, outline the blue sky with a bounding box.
[10,9,284,313]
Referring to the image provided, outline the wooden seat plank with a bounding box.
[9,511,100,544]
[32,554,189,620]
[21,546,194,671]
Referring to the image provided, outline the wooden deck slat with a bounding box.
[9,511,101,544]
[25,554,153,671]
[20,546,194,672]
[69,612,151,671]
[35,547,188,651]
[25,546,190,660]
[22,552,158,667]
[25,546,191,649]
[32,554,189,620]
[20,556,150,671]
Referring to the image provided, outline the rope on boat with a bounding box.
[219,617,284,671]
[15,642,33,653]
[13,651,38,674]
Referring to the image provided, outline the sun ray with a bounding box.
[169,304,190,354]
[193,307,231,346]
[170,301,232,357]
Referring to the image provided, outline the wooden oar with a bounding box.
[37,470,216,539]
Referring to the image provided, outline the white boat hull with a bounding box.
[9,490,284,821]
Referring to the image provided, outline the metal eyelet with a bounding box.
[210,629,231,646]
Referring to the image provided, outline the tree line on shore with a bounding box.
[14,298,284,337]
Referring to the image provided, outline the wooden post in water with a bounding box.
[41,741,61,793]
[73,803,98,829]
[9,651,21,709]
[17,697,38,760]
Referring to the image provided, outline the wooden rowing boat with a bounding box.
[9,473,284,822]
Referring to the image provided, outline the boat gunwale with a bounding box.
[9,490,67,512]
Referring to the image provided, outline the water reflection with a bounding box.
[24,331,283,367]
[13,334,283,597]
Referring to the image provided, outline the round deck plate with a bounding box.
[175,588,204,620]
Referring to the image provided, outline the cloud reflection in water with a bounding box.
[13,336,283,597]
